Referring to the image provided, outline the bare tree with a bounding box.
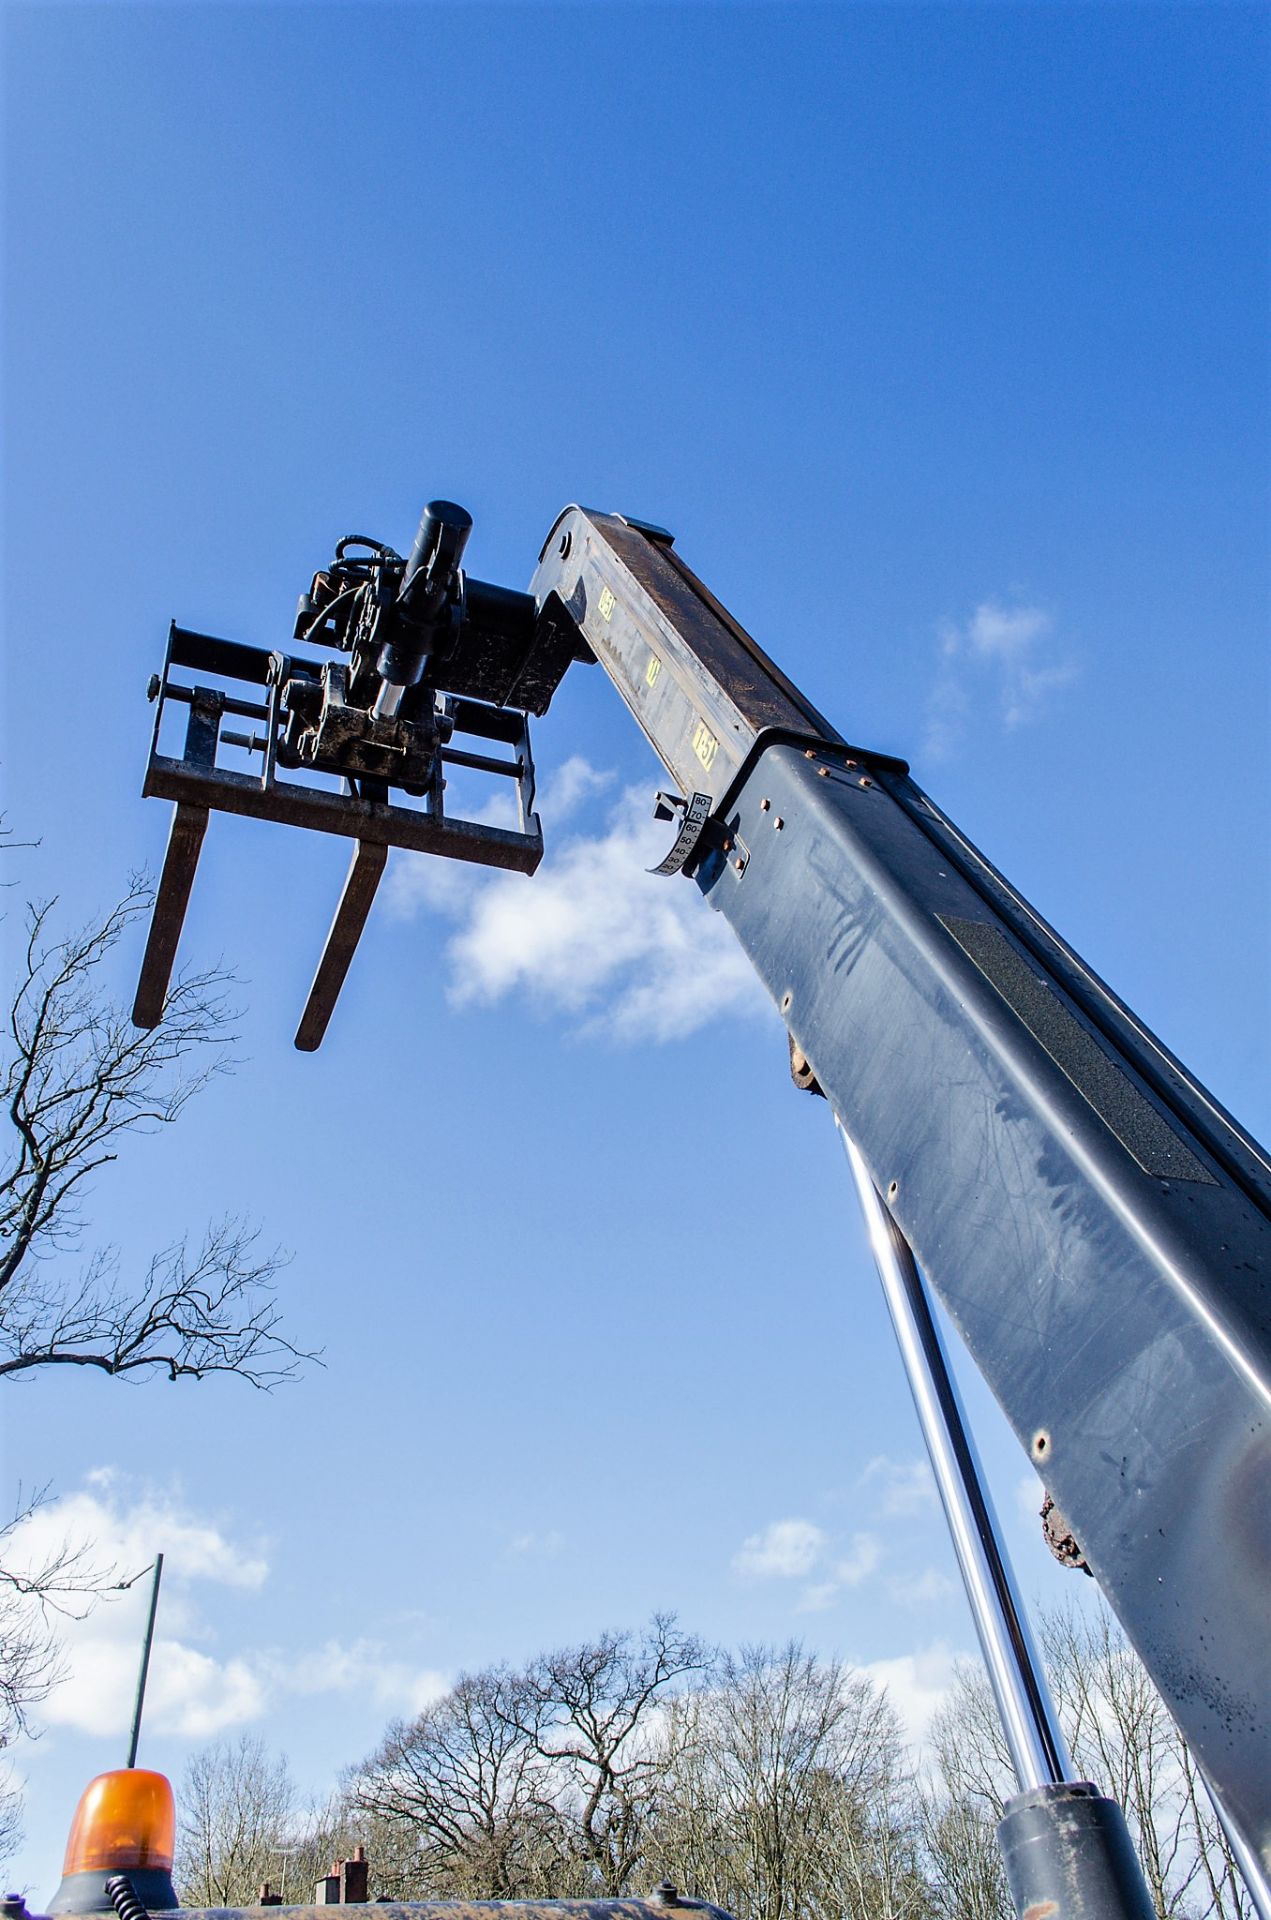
[347,1667,577,1899]
[809,1756,929,1920]
[519,1613,711,1896]
[176,1737,300,1906]
[917,1792,1010,1920]
[917,1672,1013,1920]
[1,884,310,1384]
[347,1630,925,1913]
[650,1641,913,1920]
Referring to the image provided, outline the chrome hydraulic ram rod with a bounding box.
[838,1121,1156,1920]
[1205,1779,1271,1920]
[838,1121,1069,1791]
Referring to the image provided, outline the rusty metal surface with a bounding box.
[171,1901,734,1920]
[295,840,389,1051]
[1040,1493,1092,1576]
[142,760,542,865]
[132,803,209,1028]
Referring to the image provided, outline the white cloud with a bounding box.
[924,597,1078,759]
[861,1455,937,1518]
[100,1639,262,1739]
[796,1582,841,1613]
[963,601,1052,667]
[862,1642,963,1749]
[796,1532,884,1611]
[732,1518,885,1609]
[261,1640,448,1719]
[6,1480,272,1740]
[733,1518,827,1579]
[539,755,615,821]
[834,1532,883,1586]
[506,1529,565,1559]
[886,1567,957,1610]
[8,1476,450,1744]
[9,1484,268,1601]
[1015,1470,1045,1526]
[384,757,616,921]
[387,769,765,1043]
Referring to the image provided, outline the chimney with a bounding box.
[315,1853,369,1905]
[341,1851,369,1904]
[258,1886,283,1907]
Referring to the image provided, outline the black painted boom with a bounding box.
[530,508,1271,1867]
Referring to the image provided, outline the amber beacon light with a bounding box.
[48,1770,179,1915]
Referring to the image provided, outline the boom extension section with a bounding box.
[133,500,1271,1875]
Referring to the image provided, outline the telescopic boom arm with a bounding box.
[528,508,1270,1869]
[132,500,1271,1879]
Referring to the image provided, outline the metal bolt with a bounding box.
[845,758,858,769]
[859,776,872,788]
[888,1180,899,1199]
[804,748,817,759]
[558,531,572,559]
[773,816,784,830]
[146,674,161,702]
[734,856,745,871]
[818,765,830,777]
[760,797,771,811]
[781,991,793,1011]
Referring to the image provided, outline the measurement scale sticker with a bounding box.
[649,790,713,877]
[646,652,662,687]
[692,720,719,771]
[598,585,616,622]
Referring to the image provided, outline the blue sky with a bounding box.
[3,0,1268,1893]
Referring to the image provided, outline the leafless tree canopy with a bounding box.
[343,1625,922,1916]
[178,1608,1258,1920]
[517,1614,711,1895]
[350,1669,577,1898]
[177,1737,304,1907]
[0,883,311,1384]
[347,1619,711,1901]
[649,1642,923,1920]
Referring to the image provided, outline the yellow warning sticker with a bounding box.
[692,720,719,772]
[646,653,662,687]
[598,585,616,622]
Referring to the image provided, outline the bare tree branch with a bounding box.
[348,1670,580,1898]
[0,879,315,1385]
[518,1613,711,1895]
